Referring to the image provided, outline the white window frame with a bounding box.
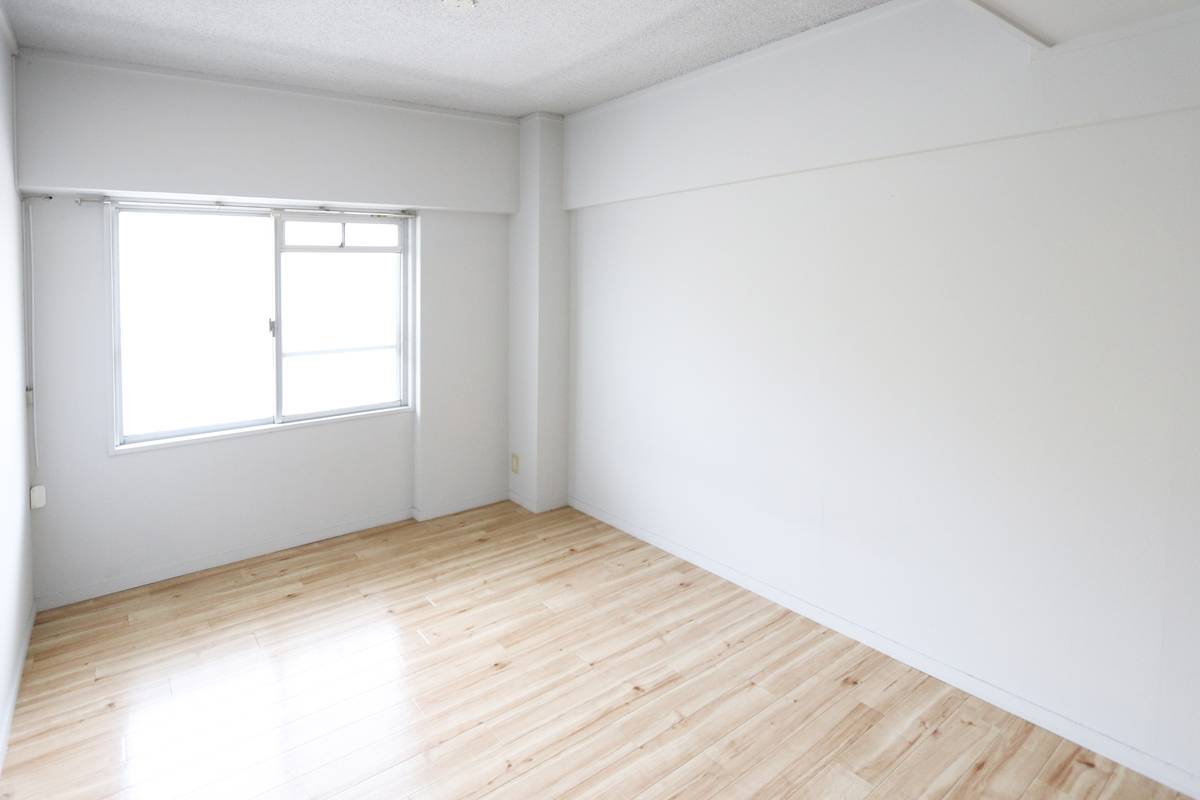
[109,199,414,448]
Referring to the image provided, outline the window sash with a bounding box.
[111,201,411,446]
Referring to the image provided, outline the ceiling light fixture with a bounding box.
[442,0,477,8]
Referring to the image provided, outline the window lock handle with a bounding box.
[268,318,277,337]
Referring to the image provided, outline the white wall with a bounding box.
[508,114,569,513]
[533,121,569,513]
[26,198,413,608]
[17,52,518,213]
[564,0,1200,209]
[18,56,516,608]
[566,1,1200,795]
[0,45,33,770]
[28,200,512,609]
[508,118,540,508]
[414,210,510,520]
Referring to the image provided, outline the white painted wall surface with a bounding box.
[28,200,510,609]
[564,0,1200,209]
[508,118,541,509]
[15,53,515,608]
[0,47,34,770]
[508,114,569,512]
[533,120,569,513]
[566,2,1200,794]
[16,52,518,213]
[413,211,510,521]
[570,109,1200,795]
[27,195,414,608]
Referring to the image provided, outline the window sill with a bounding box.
[110,405,413,456]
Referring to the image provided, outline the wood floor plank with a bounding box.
[0,502,1186,800]
[863,696,1003,799]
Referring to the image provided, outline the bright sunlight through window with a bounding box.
[115,203,409,445]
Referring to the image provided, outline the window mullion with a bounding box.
[400,219,410,407]
[273,210,284,425]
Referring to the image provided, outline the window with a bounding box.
[112,202,410,445]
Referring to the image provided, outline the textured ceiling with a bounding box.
[2,0,889,117]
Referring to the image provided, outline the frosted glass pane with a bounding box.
[282,349,400,416]
[280,252,401,354]
[118,211,274,438]
[286,220,341,246]
[345,222,399,247]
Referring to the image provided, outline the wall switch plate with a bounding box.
[30,485,46,510]
[511,453,520,474]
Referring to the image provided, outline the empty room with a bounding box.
[0,0,1197,797]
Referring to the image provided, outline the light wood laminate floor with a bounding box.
[0,503,1186,800]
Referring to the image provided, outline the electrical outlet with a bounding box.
[511,453,520,474]
[30,485,46,510]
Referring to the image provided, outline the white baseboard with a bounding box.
[34,508,415,611]
[507,489,537,513]
[569,496,1200,798]
[37,489,520,609]
[508,490,568,514]
[0,605,35,777]
[412,490,510,522]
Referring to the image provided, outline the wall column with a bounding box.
[508,113,568,512]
